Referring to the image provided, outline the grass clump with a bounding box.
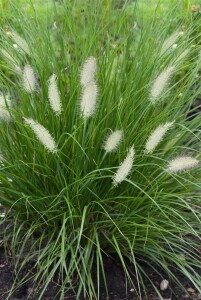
[0,1,201,299]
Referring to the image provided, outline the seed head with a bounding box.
[167,156,199,173]
[160,31,178,55]
[113,145,135,186]
[1,49,16,64]
[1,49,21,73]
[145,122,174,154]
[11,31,30,54]
[80,82,98,118]
[176,49,190,63]
[23,64,36,93]
[80,56,97,87]
[48,74,62,115]
[0,94,12,122]
[24,118,57,153]
[150,66,175,103]
[103,130,123,153]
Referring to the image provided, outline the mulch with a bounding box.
[0,236,201,300]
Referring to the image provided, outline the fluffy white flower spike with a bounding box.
[160,31,178,55]
[145,122,174,154]
[80,56,97,87]
[11,32,30,54]
[103,130,123,153]
[150,66,175,103]
[113,145,135,186]
[0,94,12,122]
[48,74,62,116]
[167,156,199,173]
[80,82,98,118]
[24,118,57,153]
[23,64,36,93]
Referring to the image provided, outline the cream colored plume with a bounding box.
[113,145,135,186]
[0,94,12,122]
[103,130,123,153]
[11,32,30,54]
[48,74,62,115]
[176,49,189,63]
[167,156,199,173]
[80,56,97,87]
[1,49,16,65]
[1,49,21,73]
[23,64,36,93]
[24,118,56,152]
[145,122,174,154]
[80,82,98,118]
[160,31,178,55]
[150,66,175,103]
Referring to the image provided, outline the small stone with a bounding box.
[27,287,33,295]
[160,279,169,291]
[187,287,196,294]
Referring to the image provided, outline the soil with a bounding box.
[0,238,201,300]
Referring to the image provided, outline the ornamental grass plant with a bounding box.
[0,1,201,299]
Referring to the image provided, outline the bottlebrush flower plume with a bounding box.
[23,64,36,93]
[0,94,12,122]
[23,118,57,153]
[176,49,189,63]
[113,145,135,186]
[150,66,175,103]
[167,156,199,173]
[103,130,123,153]
[11,32,30,54]
[1,49,16,65]
[80,56,97,87]
[160,31,178,55]
[48,74,62,115]
[1,49,21,73]
[80,82,98,118]
[145,121,174,154]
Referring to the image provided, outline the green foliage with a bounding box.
[0,0,55,29]
[0,1,201,299]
